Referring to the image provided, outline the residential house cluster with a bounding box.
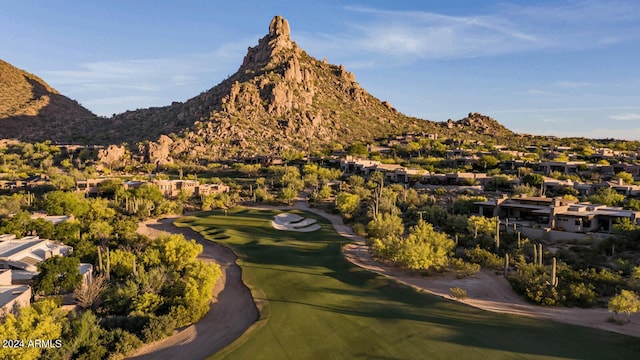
[475,195,640,235]
[340,156,490,186]
[0,174,48,192]
[76,178,229,199]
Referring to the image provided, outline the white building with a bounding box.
[0,269,31,316]
[0,235,73,273]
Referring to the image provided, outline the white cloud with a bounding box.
[297,2,640,65]
[609,112,640,121]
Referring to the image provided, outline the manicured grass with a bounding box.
[177,208,640,360]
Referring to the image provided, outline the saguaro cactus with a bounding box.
[495,217,500,250]
[106,247,111,281]
[551,257,558,287]
[504,253,509,275]
[97,246,103,273]
[538,243,543,266]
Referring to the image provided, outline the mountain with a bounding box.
[0,16,515,157]
[102,16,514,163]
[0,59,98,142]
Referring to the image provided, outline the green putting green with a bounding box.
[176,208,640,360]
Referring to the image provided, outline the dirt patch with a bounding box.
[343,242,640,338]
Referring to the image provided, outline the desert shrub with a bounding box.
[141,315,177,343]
[582,268,625,297]
[105,328,143,357]
[563,282,596,308]
[100,315,150,338]
[351,222,366,237]
[508,264,560,306]
[433,187,447,196]
[464,246,503,270]
[449,257,481,278]
[450,287,468,299]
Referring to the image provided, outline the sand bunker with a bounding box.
[271,213,321,232]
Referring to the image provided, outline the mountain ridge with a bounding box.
[0,59,99,142]
[0,16,515,160]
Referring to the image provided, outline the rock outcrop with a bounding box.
[0,16,515,155]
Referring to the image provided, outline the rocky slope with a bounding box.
[1,16,515,159]
[101,16,438,162]
[0,59,99,142]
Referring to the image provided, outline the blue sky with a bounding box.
[2,0,640,140]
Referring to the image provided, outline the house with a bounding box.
[535,161,586,175]
[429,172,491,186]
[475,196,640,234]
[549,203,640,233]
[0,269,31,316]
[195,183,230,197]
[3,174,49,192]
[607,179,640,196]
[340,156,381,174]
[75,178,109,195]
[153,179,198,198]
[123,180,146,191]
[0,235,73,273]
[475,195,563,223]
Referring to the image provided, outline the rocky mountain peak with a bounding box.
[241,15,295,69]
[269,15,290,39]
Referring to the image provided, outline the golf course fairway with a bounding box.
[175,208,640,359]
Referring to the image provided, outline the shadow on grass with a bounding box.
[184,209,640,360]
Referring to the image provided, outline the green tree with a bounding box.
[335,192,361,218]
[50,173,76,190]
[44,191,90,217]
[97,178,124,197]
[367,213,404,240]
[152,234,202,271]
[347,175,365,188]
[279,186,298,204]
[478,155,499,169]
[132,292,164,314]
[398,221,455,270]
[608,290,640,322]
[347,143,368,157]
[589,187,625,207]
[110,249,137,279]
[0,210,32,238]
[522,173,544,187]
[57,310,108,359]
[0,194,25,217]
[614,171,635,185]
[85,197,116,221]
[33,256,82,295]
[134,183,164,204]
[86,220,113,243]
[316,185,332,200]
[626,198,640,211]
[0,299,66,360]
[467,215,498,238]
[27,218,55,239]
[452,195,487,215]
